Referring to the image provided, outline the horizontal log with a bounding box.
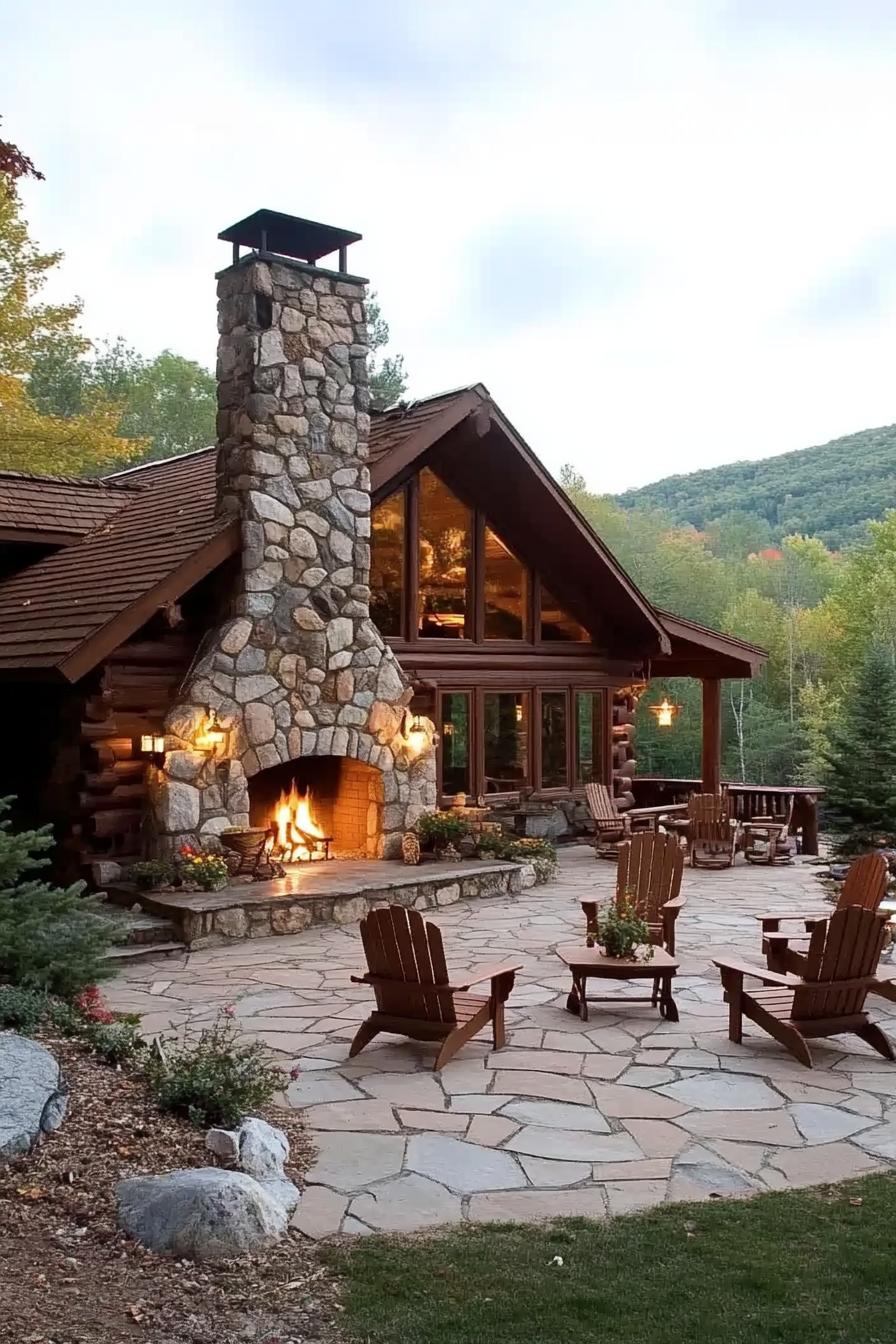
[79,783,146,812]
[107,638,194,665]
[81,761,146,790]
[87,808,143,838]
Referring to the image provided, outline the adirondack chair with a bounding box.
[761,851,890,975]
[585,782,653,859]
[687,792,738,869]
[349,905,522,1070]
[581,830,686,954]
[741,794,796,866]
[714,905,896,1068]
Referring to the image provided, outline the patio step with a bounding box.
[102,905,187,962]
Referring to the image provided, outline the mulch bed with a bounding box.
[0,1033,346,1344]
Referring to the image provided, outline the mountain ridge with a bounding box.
[614,422,896,549]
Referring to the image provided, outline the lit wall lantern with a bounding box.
[404,711,433,758]
[197,707,228,756]
[139,734,167,767]
[648,697,681,729]
[515,702,524,724]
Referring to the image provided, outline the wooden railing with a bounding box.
[630,777,824,856]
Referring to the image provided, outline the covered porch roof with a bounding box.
[652,610,767,680]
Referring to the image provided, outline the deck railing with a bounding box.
[630,777,823,856]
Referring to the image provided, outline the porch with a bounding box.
[106,845,896,1236]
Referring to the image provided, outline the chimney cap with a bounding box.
[218,209,362,266]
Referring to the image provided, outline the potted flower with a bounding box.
[178,844,230,892]
[414,809,470,858]
[593,895,653,961]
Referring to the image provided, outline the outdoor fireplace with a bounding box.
[248,756,384,861]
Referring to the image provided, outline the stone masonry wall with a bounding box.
[151,252,436,857]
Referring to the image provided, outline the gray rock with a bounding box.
[117,1168,288,1261]
[0,1033,68,1161]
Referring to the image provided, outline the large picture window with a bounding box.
[576,691,606,785]
[484,692,529,794]
[418,468,470,639]
[483,527,526,639]
[540,586,590,642]
[369,491,405,636]
[440,692,471,796]
[540,691,568,789]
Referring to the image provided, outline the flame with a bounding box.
[272,781,327,862]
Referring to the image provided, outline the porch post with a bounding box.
[701,678,722,795]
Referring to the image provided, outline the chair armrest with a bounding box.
[449,962,523,992]
[757,910,827,930]
[662,894,686,912]
[350,971,455,997]
[712,956,799,986]
[763,931,799,948]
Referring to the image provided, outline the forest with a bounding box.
[561,465,896,790]
[615,422,896,550]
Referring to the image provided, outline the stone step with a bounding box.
[104,905,184,949]
[105,940,187,964]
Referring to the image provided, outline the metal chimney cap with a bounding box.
[218,209,362,266]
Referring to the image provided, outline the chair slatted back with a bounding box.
[837,852,889,913]
[359,905,456,1024]
[585,783,619,829]
[617,831,683,927]
[794,905,887,1021]
[688,792,729,843]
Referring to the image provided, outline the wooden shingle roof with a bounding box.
[0,471,133,541]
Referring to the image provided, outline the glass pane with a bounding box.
[440,692,471,797]
[484,527,526,639]
[418,467,470,638]
[541,692,568,788]
[369,491,405,636]
[576,692,605,785]
[484,692,529,793]
[540,585,589,642]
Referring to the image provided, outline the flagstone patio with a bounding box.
[106,846,896,1237]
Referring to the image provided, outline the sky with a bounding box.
[5,0,896,491]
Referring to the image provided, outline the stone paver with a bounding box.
[108,845,896,1235]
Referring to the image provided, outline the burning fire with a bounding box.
[271,781,330,862]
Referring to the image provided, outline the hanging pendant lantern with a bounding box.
[648,696,681,729]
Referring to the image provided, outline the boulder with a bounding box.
[204,1116,299,1214]
[0,1032,68,1161]
[116,1168,288,1261]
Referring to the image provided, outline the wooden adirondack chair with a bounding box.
[585,782,652,859]
[761,851,890,974]
[581,830,686,954]
[349,905,522,1070]
[741,795,796,866]
[714,905,896,1068]
[687,792,738,869]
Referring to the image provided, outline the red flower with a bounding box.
[75,986,115,1024]
[289,1065,301,1081]
[223,1002,236,1018]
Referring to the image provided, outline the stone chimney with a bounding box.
[153,211,436,856]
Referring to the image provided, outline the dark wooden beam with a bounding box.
[701,677,722,795]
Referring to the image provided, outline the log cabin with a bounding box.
[0,210,775,883]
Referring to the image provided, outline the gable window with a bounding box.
[483,527,527,639]
[484,692,529,793]
[418,468,471,639]
[540,585,590,642]
[370,490,405,637]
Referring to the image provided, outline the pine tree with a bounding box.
[0,798,115,997]
[821,644,896,855]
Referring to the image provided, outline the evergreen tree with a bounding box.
[821,645,896,855]
[0,798,115,997]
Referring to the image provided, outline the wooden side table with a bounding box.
[555,943,680,1023]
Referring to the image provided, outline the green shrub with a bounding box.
[146,1009,283,1128]
[415,810,470,848]
[476,830,557,874]
[0,798,116,998]
[43,996,86,1037]
[129,859,174,891]
[0,985,46,1032]
[83,1018,145,1065]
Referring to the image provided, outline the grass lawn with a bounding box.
[328,1173,896,1344]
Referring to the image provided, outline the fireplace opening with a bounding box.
[248,756,385,860]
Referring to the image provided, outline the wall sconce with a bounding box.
[514,702,524,723]
[197,707,228,756]
[139,734,167,767]
[404,712,432,758]
[649,697,681,729]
